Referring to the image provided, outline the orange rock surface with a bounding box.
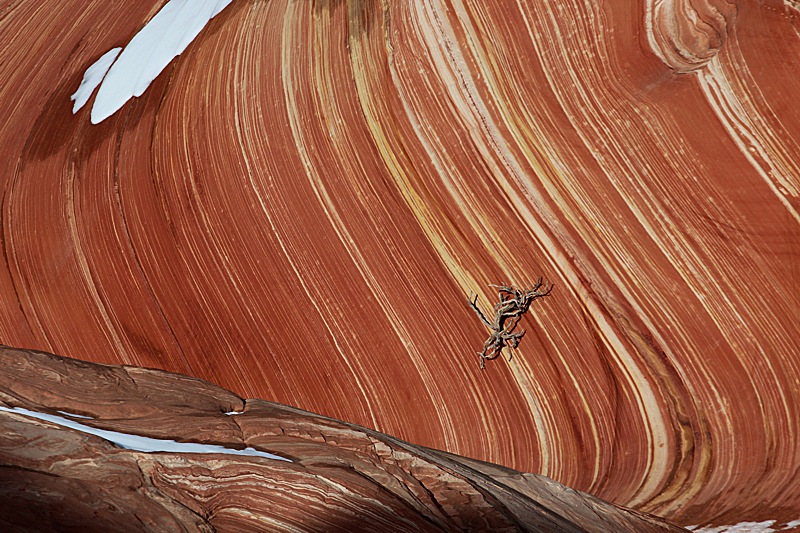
[1,0,798,529]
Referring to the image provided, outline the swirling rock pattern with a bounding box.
[646,0,737,72]
[0,0,798,529]
[0,346,688,532]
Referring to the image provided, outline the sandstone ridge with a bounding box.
[0,345,686,533]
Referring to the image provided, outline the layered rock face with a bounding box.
[0,0,799,529]
[0,346,688,532]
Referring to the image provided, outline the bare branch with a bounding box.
[468,280,553,369]
[468,292,493,328]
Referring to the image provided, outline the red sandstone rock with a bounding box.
[0,0,798,529]
[0,346,686,533]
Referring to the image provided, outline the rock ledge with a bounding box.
[0,345,687,533]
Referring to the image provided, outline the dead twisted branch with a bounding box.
[468,279,553,369]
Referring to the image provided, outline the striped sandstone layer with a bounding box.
[0,0,798,528]
[0,346,688,533]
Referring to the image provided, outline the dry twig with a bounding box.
[468,279,553,369]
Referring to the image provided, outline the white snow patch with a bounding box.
[225,411,244,415]
[726,522,776,533]
[57,410,94,419]
[71,47,122,113]
[72,0,234,124]
[787,520,800,528]
[690,521,779,533]
[0,406,290,462]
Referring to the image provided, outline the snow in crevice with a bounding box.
[686,520,797,533]
[0,406,291,462]
[56,410,94,419]
[71,0,234,124]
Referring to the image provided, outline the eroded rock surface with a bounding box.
[0,346,686,533]
[0,0,799,529]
